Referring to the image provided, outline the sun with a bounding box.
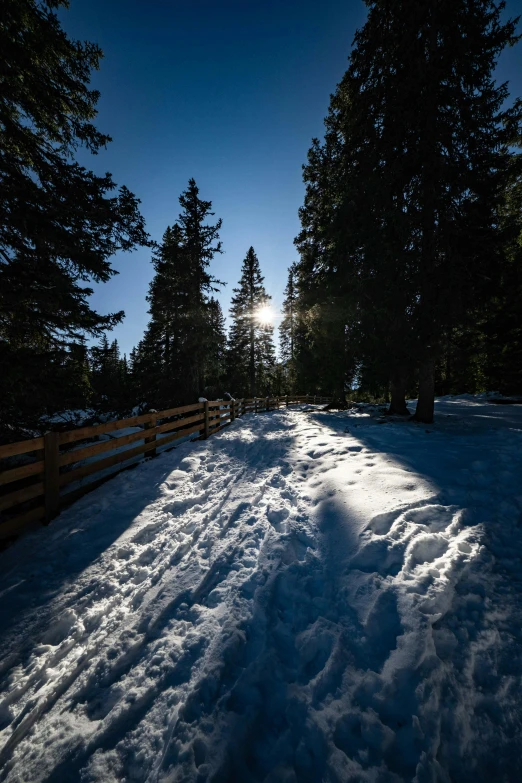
[254,305,275,325]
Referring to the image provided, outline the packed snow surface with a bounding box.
[0,397,521,782]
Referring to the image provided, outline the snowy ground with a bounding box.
[0,397,521,783]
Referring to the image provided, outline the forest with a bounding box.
[2,3,522,781]
[1,0,521,437]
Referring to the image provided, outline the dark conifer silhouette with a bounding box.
[295,0,522,420]
[227,248,275,397]
[0,0,149,432]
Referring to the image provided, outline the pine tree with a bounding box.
[204,298,227,397]
[294,116,363,406]
[177,179,224,399]
[139,181,224,407]
[279,264,298,392]
[89,336,129,413]
[0,0,149,432]
[483,164,522,394]
[142,224,188,406]
[296,0,522,421]
[227,248,275,397]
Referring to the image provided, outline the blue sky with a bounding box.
[60,0,522,357]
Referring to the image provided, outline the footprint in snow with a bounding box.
[266,506,290,529]
[403,533,449,571]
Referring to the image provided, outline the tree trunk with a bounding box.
[413,354,435,423]
[387,370,410,415]
[413,19,438,426]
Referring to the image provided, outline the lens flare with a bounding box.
[254,305,274,325]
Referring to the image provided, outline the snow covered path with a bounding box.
[1,399,522,782]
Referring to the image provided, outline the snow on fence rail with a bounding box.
[0,394,331,540]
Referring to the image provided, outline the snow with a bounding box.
[0,396,521,782]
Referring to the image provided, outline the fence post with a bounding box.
[230,400,235,422]
[286,395,289,408]
[266,396,269,411]
[314,395,316,405]
[144,413,157,457]
[254,397,258,414]
[44,431,60,524]
[203,401,210,439]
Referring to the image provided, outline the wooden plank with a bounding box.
[156,413,203,434]
[0,460,45,486]
[209,414,231,430]
[0,505,46,540]
[209,420,231,435]
[59,438,160,487]
[58,411,156,445]
[156,402,204,418]
[156,422,204,449]
[0,482,45,513]
[0,437,45,460]
[60,475,116,508]
[59,403,206,446]
[59,428,147,467]
[60,424,201,507]
[204,401,210,439]
[59,423,204,489]
[144,414,157,458]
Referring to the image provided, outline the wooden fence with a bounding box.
[0,394,331,541]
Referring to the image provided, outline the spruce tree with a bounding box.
[90,336,129,413]
[279,264,298,391]
[142,224,188,406]
[294,134,358,404]
[0,0,149,432]
[175,179,224,400]
[483,165,522,394]
[139,181,224,406]
[227,248,275,397]
[204,298,227,397]
[296,0,522,421]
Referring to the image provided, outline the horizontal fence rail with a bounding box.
[0,394,331,541]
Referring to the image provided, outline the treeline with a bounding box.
[279,0,522,422]
[0,0,281,436]
[2,0,522,436]
[105,182,280,412]
[1,172,283,427]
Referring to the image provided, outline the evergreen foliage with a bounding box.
[135,180,225,407]
[279,264,299,392]
[204,298,227,399]
[0,0,149,433]
[295,0,522,420]
[89,336,131,414]
[227,248,275,396]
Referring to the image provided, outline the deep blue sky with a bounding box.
[60,0,522,357]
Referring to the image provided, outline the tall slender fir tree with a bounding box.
[0,0,149,433]
[227,248,275,397]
